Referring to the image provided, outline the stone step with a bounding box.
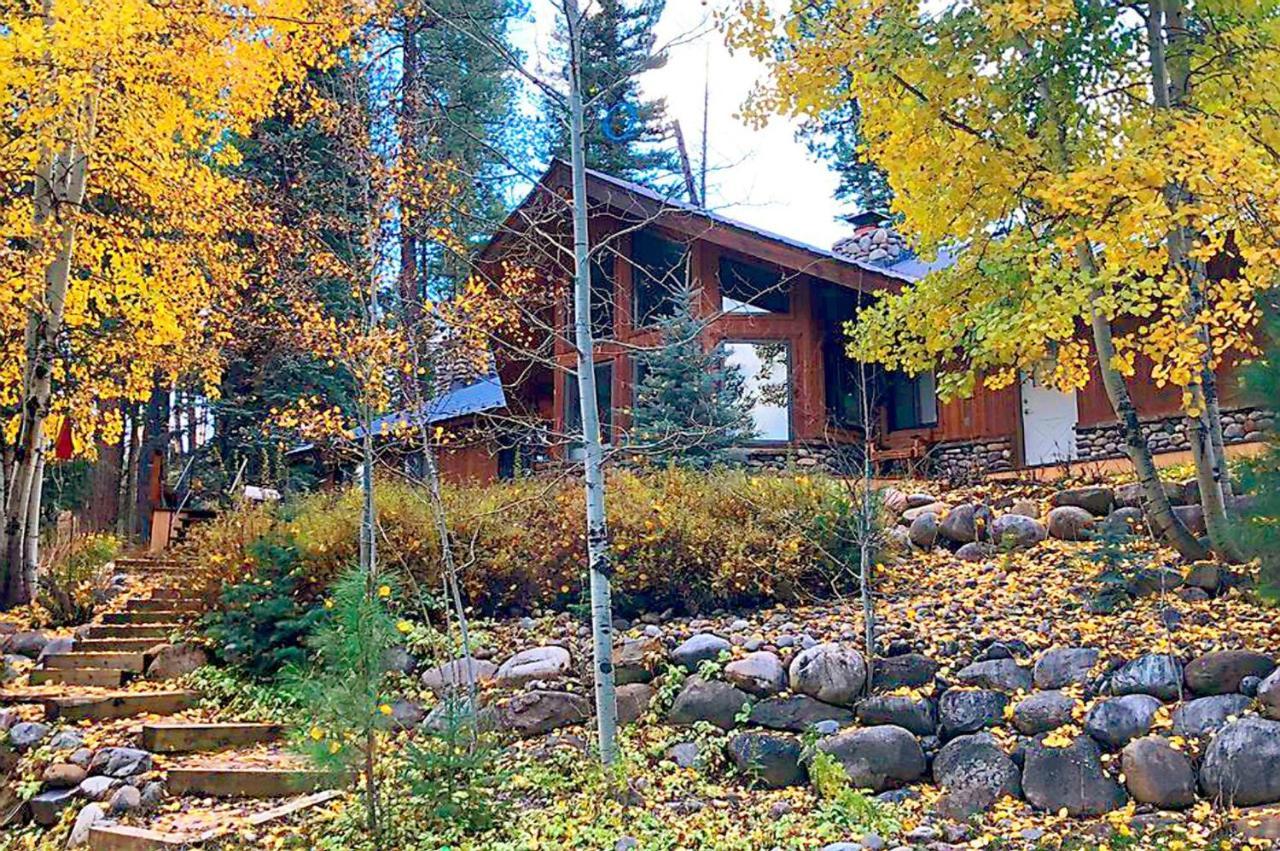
[101,611,188,625]
[141,722,284,754]
[125,599,203,614]
[166,767,345,798]
[44,690,197,721]
[29,667,127,688]
[75,638,163,653]
[44,652,146,672]
[87,790,342,850]
[84,625,175,640]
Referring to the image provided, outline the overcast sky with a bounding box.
[515,1,852,252]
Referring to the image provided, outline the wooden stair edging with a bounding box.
[141,723,285,754]
[84,625,176,640]
[43,652,146,672]
[100,611,189,625]
[74,638,166,654]
[44,690,198,721]
[166,767,348,798]
[124,599,203,614]
[86,790,343,851]
[29,668,127,688]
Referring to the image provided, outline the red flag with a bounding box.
[54,418,73,460]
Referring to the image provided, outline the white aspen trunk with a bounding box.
[564,0,619,766]
[23,452,46,600]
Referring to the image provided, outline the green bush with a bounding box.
[200,535,328,679]
[186,468,873,618]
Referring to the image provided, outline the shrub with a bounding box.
[36,533,120,627]
[200,535,328,680]
[186,468,873,618]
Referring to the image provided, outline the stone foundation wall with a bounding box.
[1075,406,1274,463]
[737,443,863,475]
[929,437,1016,479]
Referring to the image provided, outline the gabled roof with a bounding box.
[351,373,507,441]
[479,160,916,289]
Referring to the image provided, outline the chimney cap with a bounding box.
[842,210,891,228]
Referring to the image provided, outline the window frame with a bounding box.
[564,360,615,447]
[629,228,688,328]
[717,253,791,316]
[885,369,939,432]
[723,338,794,444]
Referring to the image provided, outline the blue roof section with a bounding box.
[879,245,959,281]
[352,374,507,440]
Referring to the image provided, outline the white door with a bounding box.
[1021,373,1079,466]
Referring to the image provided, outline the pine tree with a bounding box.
[631,286,755,467]
[542,0,681,190]
[1237,306,1280,600]
[796,83,894,213]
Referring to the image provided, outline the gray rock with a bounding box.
[906,492,941,509]
[1050,486,1115,516]
[382,646,416,675]
[726,733,806,788]
[1034,647,1100,690]
[672,633,731,672]
[874,653,938,691]
[1085,694,1161,750]
[1127,567,1185,598]
[955,542,995,562]
[1173,694,1253,739]
[903,501,949,522]
[1047,506,1095,541]
[140,781,166,809]
[495,646,571,686]
[1174,503,1206,536]
[9,721,49,752]
[36,636,73,664]
[933,732,1021,816]
[67,803,104,847]
[30,787,77,826]
[669,676,752,731]
[89,747,152,778]
[955,658,1032,693]
[990,514,1047,549]
[616,683,655,726]
[908,512,939,549]
[144,642,209,680]
[47,730,84,751]
[4,630,48,659]
[420,658,498,694]
[1007,498,1041,518]
[749,695,854,733]
[939,504,993,544]
[1022,735,1127,816]
[1012,690,1076,736]
[612,638,660,685]
[1259,668,1280,720]
[789,643,866,706]
[1099,507,1145,537]
[666,741,701,769]
[78,776,120,802]
[816,725,927,792]
[1184,650,1275,696]
[938,689,1007,740]
[1199,717,1280,806]
[109,784,142,814]
[1111,653,1183,701]
[856,695,936,737]
[1183,564,1222,592]
[496,690,589,738]
[387,699,426,731]
[68,748,92,768]
[1122,736,1196,809]
[724,651,786,697]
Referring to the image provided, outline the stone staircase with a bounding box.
[0,555,343,850]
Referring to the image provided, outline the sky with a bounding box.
[514,0,852,252]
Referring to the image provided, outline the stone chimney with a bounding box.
[831,211,909,267]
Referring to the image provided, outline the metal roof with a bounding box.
[351,374,507,441]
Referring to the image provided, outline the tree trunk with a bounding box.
[565,0,619,767]
[119,403,141,539]
[23,452,45,601]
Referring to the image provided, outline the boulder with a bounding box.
[423,701,498,736]
[726,733,806,788]
[955,658,1032,693]
[933,732,1021,817]
[1099,507,1145,537]
[494,646,572,686]
[1127,567,1185,598]
[36,637,74,664]
[1012,690,1076,736]
[612,637,661,685]
[386,699,426,731]
[1172,694,1253,739]
[30,787,77,826]
[672,633,731,672]
[1022,735,1127,816]
[1199,717,1280,806]
[665,741,702,769]
[1174,504,1206,536]
[1184,650,1275,696]
[497,690,590,738]
[1047,506,1095,541]
[4,630,48,660]
[789,643,866,706]
[1085,694,1161,750]
[77,776,120,802]
[47,730,84,752]
[815,725,927,792]
[420,658,498,694]
[1110,653,1183,701]
[382,646,416,676]
[1049,486,1115,516]
[749,695,854,733]
[1007,499,1041,518]
[88,747,152,778]
[908,512,940,549]
[938,689,1007,740]
[855,695,936,737]
[1034,647,1099,690]
[140,781,165,809]
[881,488,908,515]
[109,784,142,814]
[41,763,87,788]
[724,651,787,697]
[668,676,752,731]
[9,721,49,752]
[67,803,104,848]
[1116,480,1184,509]
[939,504,993,544]
[1121,736,1196,809]
[905,492,941,509]
[874,653,938,691]
[955,542,995,562]
[903,501,948,522]
[1183,564,1221,592]
[990,514,1047,549]
[145,642,209,680]
[1259,669,1280,720]
[616,683,655,726]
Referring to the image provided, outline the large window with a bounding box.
[725,341,791,442]
[564,361,614,445]
[719,256,789,314]
[886,370,938,431]
[631,229,686,326]
[590,253,615,338]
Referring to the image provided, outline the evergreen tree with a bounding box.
[797,89,894,213]
[1237,306,1280,600]
[542,0,681,189]
[631,286,755,467]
